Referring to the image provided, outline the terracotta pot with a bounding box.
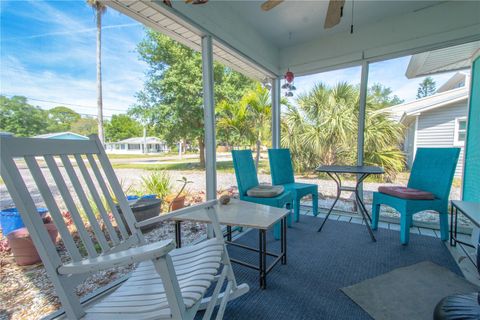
[7,223,58,266]
[170,195,186,211]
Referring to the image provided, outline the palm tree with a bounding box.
[282,82,405,180]
[240,85,272,169]
[216,100,254,148]
[87,0,107,145]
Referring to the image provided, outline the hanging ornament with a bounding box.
[282,68,297,97]
[285,70,294,83]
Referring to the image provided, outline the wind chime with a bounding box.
[282,69,296,97]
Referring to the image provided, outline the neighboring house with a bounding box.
[105,137,170,154]
[386,72,470,177]
[34,131,89,140]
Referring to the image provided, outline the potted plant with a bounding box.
[167,177,193,212]
[116,171,172,231]
[6,216,58,266]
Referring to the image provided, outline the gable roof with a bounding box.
[34,132,89,140]
[384,86,469,123]
[436,72,469,93]
[406,41,480,78]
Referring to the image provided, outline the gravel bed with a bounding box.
[0,219,207,320]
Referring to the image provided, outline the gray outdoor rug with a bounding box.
[194,215,472,319]
[342,261,479,320]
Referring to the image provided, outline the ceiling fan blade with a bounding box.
[324,0,345,29]
[261,0,284,11]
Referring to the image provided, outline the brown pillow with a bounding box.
[378,186,435,200]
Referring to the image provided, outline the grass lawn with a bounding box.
[112,160,270,173]
[106,152,195,159]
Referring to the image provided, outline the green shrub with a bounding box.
[140,170,172,199]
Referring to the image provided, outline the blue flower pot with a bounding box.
[0,207,48,236]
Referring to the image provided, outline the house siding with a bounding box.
[404,121,416,167]
[415,102,467,177]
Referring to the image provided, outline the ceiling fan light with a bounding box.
[281,83,289,89]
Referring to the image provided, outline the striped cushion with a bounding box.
[247,185,285,198]
[378,186,435,200]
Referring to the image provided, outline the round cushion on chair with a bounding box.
[434,292,480,320]
[247,185,284,198]
[378,186,435,200]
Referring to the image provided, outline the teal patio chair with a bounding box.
[372,148,460,245]
[232,150,293,239]
[268,148,319,222]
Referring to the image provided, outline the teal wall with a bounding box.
[463,55,480,201]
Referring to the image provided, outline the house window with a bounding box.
[454,117,467,146]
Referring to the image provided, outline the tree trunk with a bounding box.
[96,9,104,145]
[199,137,205,168]
[255,139,261,172]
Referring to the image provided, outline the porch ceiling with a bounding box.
[107,0,276,81]
[108,0,480,79]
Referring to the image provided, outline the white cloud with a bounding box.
[1,0,148,118]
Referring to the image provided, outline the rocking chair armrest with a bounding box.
[58,239,175,275]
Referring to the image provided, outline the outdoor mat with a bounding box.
[196,215,467,319]
[341,260,479,320]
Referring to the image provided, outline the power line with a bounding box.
[1,93,128,113]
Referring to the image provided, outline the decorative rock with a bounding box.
[219,194,230,205]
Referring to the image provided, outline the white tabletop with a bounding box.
[171,199,290,230]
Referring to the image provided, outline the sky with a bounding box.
[1,0,460,119]
[1,0,146,118]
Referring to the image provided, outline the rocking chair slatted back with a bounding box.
[1,135,249,320]
[0,135,143,268]
[86,153,129,240]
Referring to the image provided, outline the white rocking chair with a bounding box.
[0,135,249,319]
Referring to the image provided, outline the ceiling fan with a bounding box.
[261,0,346,29]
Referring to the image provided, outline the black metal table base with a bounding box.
[317,172,376,241]
[450,204,477,267]
[175,216,287,289]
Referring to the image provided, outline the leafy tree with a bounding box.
[132,31,254,167]
[0,95,50,136]
[368,83,404,109]
[282,83,404,180]
[86,0,107,144]
[47,106,81,132]
[105,114,143,142]
[70,117,98,136]
[416,76,436,99]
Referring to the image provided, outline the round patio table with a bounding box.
[315,165,384,242]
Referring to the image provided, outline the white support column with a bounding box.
[271,77,281,149]
[202,35,217,202]
[357,61,369,202]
